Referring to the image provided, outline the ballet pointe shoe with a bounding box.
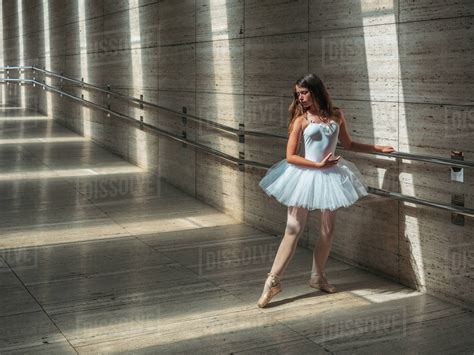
[257,272,282,308]
[309,272,337,293]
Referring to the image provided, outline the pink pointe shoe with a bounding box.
[257,272,282,308]
[309,272,337,293]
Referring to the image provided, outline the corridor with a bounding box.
[1,108,473,353]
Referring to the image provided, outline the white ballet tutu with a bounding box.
[259,157,369,211]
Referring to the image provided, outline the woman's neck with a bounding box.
[306,105,323,116]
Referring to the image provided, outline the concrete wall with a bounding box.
[1,0,473,309]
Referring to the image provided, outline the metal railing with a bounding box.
[4,66,287,139]
[5,66,473,169]
[1,65,472,218]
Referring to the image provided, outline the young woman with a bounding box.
[257,74,395,308]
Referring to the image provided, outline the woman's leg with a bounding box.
[310,209,338,292]
[270,205,309,277]
[257,205,309,307]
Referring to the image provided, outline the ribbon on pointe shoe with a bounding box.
[309,272,337,293]
[257,272,282,308]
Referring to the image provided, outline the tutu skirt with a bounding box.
[259,157,369,211]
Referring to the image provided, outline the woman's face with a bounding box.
[295,85,314,109]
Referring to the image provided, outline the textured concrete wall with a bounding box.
[1,0,473,309]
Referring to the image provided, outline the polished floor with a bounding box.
[0,107,473,354]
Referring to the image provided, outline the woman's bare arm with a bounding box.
[337,109,395,153]
[286,117,321,168]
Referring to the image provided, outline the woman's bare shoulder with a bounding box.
[333,106,344,116]
[332,107,345,124]
[288,114,307,136]
[297,113,309,124]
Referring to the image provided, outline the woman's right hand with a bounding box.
[316,152,340,169]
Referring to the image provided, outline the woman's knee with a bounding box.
[285,206,308,237]
[284,220,303,237]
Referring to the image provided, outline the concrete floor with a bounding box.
[0,107,473,354]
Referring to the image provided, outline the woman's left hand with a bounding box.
[376,145,396,153]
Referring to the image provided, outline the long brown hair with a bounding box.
[288,74,336,135]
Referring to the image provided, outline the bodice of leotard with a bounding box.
[301,120,339,163]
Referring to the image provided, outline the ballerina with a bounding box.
[257,74,395,308]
